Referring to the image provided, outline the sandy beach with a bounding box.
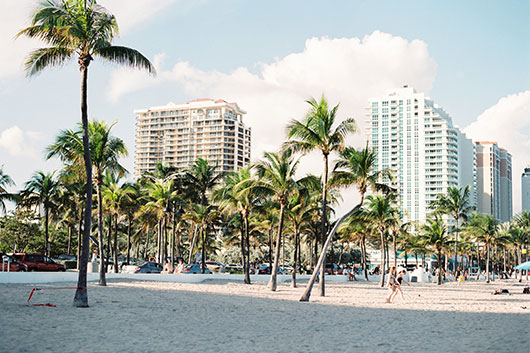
[1,278,528,353]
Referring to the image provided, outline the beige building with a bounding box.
[135,99,251,176]
[475,141,512,222]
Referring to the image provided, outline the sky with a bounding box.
[0,0,529,214]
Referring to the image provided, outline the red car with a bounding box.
[12,253,66,272]
[1,255,28,272]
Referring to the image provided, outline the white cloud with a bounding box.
[464,91,530,214]
[0,125,42,159]
[0,0,180,80]
[108,31,438,213]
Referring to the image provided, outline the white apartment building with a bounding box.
[475,142,512,222]
[365,86,477,223]
[522,167,530,212]
[135,99,251,176]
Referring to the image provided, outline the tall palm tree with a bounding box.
[421,216,452,285]
[247,150,299,291]
[18,0,154,307]
[299,145,389,301]
[184,204,220,273]
[20,171,60,256]
[102,180,134,273]
[185,158,222,206]
[365,194,398,287]
[284,95,357,296]
[432,186,472,271]
[47,120,128,286]
[0,167,16,215]
[509,222,528,282]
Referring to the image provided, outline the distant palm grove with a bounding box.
[4,0,528,307]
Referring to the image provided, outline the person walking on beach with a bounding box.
[395,269,410,300]
[386,266,398,303]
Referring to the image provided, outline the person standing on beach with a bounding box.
[386,266,398,303]
[174,259,184,274]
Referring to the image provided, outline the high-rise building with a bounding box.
[475,141,512,222]
[134,99,251,176]
[365,86,477,223]
[522,167,530,212]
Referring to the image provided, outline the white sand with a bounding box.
[1,278,529,352]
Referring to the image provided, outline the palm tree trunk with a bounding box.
[454,216,459,272]
[113,214,118,273]
[437,250,443,285]
[67,225,72,255]
[319,154,329,297]
[240,227,246,278]
[127,215,132,265]
[143,226,150,260]
[45,207,49,257]
[74,65,93,307]
[170,211,175,267]
[300,201,363,301]
[243,215,251,284]
[292,229,298,288]
[393,233,397,269]
[106,216,111,266]
[77,208,83,271]
[96,178,107,286]
[157,219,162,263]
[486,245,490,283]
[362,236,369,281]
[268,228,272,270]
[380,230,386,287]
[269,203,285,291]
[404,251,408,268]
[201,228,206,274]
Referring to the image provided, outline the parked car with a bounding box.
[205,261,226,273]
[131,262,163,274]
[1,255,28,272]
[257,264,288,275]
[57,254,77,261]
[325,263,339,275]
[183,264,211,274]
[11,253,66,272]
[225,263,243,273]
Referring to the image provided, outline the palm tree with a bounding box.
[465,214,499,283]
[18,0,154,306]
[47,120,128,286]
[185,158,222,206]
[432,186,472,271]
[0,167,16,215]
[421,216,452,285]
[20,171,60,256]
[299,145,389,301]
[366,195,398,287]
[284,95,357,296]
[247,150,299,291]
[184,204,220,273]
[214,166,257,284]
[102,180,134,273]
[509,222,528,282]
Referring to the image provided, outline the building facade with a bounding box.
[135,99,251,176]
[475,141,512,222]
[523,167,530,212]
[365,86,477,223]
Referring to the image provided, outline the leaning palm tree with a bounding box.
[431,186,472,271]
[246,150,299,291]
[20,171,60,256]
[299,145,390,301]
[421,216,452,285]
[47,120,128,286]
[18,0,155,307]
[0,167,16,215]
[284,95,357,296]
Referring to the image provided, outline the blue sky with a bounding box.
[0,0,529,212]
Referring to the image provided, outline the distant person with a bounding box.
[174,259,184,274]
[162,261,174,273]
[395,269,410,300]
[386,266,398,303]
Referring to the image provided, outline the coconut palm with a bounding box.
[465,214,500,283]
[0,167,16,215]
[421,216,452,285]
[432,186,472,271]
[47,120,128,286]
[338,209,372,280]
[246,150,299,291]
[184,204,220,273]
[102,180,134,273]
[18,0,154,307]
[20,171,60,256]
[509,223,528,282]
[284,95,357,296]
